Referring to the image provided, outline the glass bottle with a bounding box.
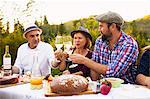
[3,45,12,76]
[32,52,41,76]
[30,52,43,90]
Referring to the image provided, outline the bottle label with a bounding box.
[3,58,11,69]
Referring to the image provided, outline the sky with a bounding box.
[0,0,150,31]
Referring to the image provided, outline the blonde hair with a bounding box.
[84,38,92,49]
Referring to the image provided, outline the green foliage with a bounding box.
[58,23,66,36]
[43,16,49,25]
[51,69,63,76]
[123,17,150,48]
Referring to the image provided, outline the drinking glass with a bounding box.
[63,36,73,54]
[63,36,78,68]
[55,36,63,50]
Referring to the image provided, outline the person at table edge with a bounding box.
[136,46,150,88]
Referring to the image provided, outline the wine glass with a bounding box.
[63,36,73,54]
[63,36,78,68]
[55,36,63,50]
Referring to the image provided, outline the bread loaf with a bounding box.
[50,74,88,95]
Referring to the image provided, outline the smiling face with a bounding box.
[25,30,41,49]
[73,32,87,49]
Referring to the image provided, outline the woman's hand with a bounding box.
[52,50,68,71]
[63,70,70,75]
[55,50,68,61]
[69,54,86,64]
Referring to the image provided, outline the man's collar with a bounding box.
[28,41,42,50]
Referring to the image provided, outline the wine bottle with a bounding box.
[3,45,11,69]
[3,45,12,76]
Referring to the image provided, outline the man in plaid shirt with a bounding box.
[69,11,139,84]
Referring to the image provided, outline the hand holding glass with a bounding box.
[63,36,73,55]
[63,36,78,68]
[55,36,63,50]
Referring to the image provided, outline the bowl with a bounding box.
[105,78,124,88]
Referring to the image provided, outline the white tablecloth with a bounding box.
[0,83,150,99]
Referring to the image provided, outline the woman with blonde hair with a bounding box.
[54,27,97,79]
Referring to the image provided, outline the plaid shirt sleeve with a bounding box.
[106,44,139,77]
[92,37,101,63]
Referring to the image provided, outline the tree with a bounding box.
[6,21,10,34]
[5,20,25,65]
[40,16,55,43]
[0,11,5,66]
[58,23,66,36]
[43,15,48,25]
[72,20,80,30]
[0,18,3,34]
